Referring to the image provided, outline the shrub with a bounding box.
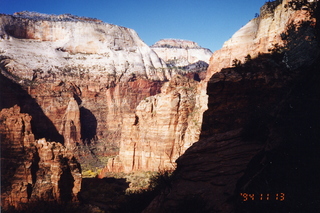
[148,169,174,192]
[232,58,242,68]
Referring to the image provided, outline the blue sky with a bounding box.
[2,0,267,51]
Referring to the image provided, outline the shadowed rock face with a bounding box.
[0,71,65,143]
[0,105,81,210]
[145,53,320,213]
[143,1,320,212]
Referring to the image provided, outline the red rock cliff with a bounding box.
[104,75,204,173]
[0,105,81,210]
[0,11,208,176]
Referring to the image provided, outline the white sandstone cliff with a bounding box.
[151,39,212,67]
[0,12,168,82]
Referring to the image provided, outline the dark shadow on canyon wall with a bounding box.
[234,52,320,213]
[198,56,320,212]
[58,157,75,203]
[73,94,97,144]
[80,107,97,144]
[0,72,64,143]
[140,11,320,211]
[234,6,320,212]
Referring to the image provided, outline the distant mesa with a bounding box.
[151,39,213,67]
[151,38,204,49]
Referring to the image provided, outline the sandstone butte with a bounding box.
[0,11,208,209]
[143,0,320,212]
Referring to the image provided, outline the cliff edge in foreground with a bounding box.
[144,1,319,212]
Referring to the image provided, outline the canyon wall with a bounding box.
[0,11,209,209]
[101,39,212,173]
[0,11,208,173]
[0,105,81,210]
[3,0,318,211]
[144,1,319,212]
[0,12,171,156]
[105,75,205,173]
[151,39,212,67]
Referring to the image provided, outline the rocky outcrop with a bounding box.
[144,1,319,212]
[0,11,201,150]
[60,97,81,147]
[0,105,81,210]
[206,0,318,80]
[104,75,204,173]
[151,39,212,67]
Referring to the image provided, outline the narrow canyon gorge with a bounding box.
[1,0,319,212]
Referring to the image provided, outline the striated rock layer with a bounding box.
[104,75,205,173]
[0,12,167,82]
[0,105,81,210]
[0,12,169,154]
[144,1,320,212]
[151,39,212,67]
[0,10,210,184]
[0,12,208,154]
[0,11,168,210]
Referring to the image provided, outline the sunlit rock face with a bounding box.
[0,106,81,210]
[0,11,209,178]
[0,12,167,83]
[206,0,317,80]
[151,39,212,67]
[0,11,168,154]
[60,97,81,147]
[104,75,205,173]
